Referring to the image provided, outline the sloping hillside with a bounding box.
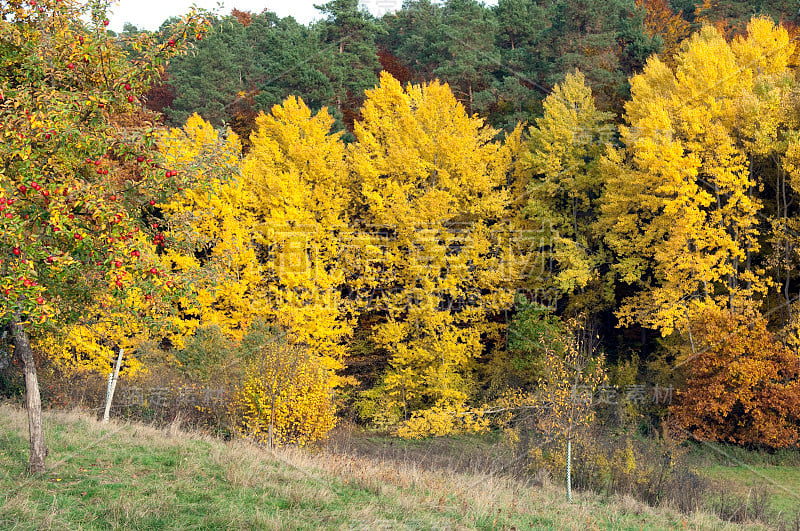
[0,405,765,530]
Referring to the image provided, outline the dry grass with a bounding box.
[0,403,772,530]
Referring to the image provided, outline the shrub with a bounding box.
[671,308,800,448]
[231,324,337,447]
[521,427,711,511]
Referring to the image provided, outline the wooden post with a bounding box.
[102,348,124,423]
[567,439,573,503]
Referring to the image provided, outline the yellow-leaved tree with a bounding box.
[599,17,800,445]
[159,113,257,343]
[601,17,794,338]
[38,113,249,381]
[162,101,351,445]
[241,96,353,367]
[349,72,518,435]
[521,71,614,314]
[233,321,337,448]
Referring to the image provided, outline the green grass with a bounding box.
[0,405,769,530]
[686,442,800,522]
[705,465,800,516]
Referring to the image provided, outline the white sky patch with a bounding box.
[107,0,380,33]
[107,0,497,33]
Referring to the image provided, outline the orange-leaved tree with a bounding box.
[671,308,800,448]
[0,0,211,473]
[635,0,691,67]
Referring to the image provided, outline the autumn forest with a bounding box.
[3,0,800,519]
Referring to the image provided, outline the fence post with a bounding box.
[102,348,124,423]
[567,439,573,503]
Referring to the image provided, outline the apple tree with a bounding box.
[0,0,211,473]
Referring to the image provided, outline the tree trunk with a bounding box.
[269,395,276,450]
[11,320,47,474]
[468,80,473,115]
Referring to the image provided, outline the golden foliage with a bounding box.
[349,72,517,425]
[159,114,256,342]
[396,403,489,439]
[601,18,793,336]
[158,104,350,442]
[242,97,353,366]
[232,338,336,447]
[522,71,613,312]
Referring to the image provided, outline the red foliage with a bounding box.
[231,8,253,27]
[144,72,176,116]
[378,49,412,85]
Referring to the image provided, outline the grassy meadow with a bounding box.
[0,404,773,530]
